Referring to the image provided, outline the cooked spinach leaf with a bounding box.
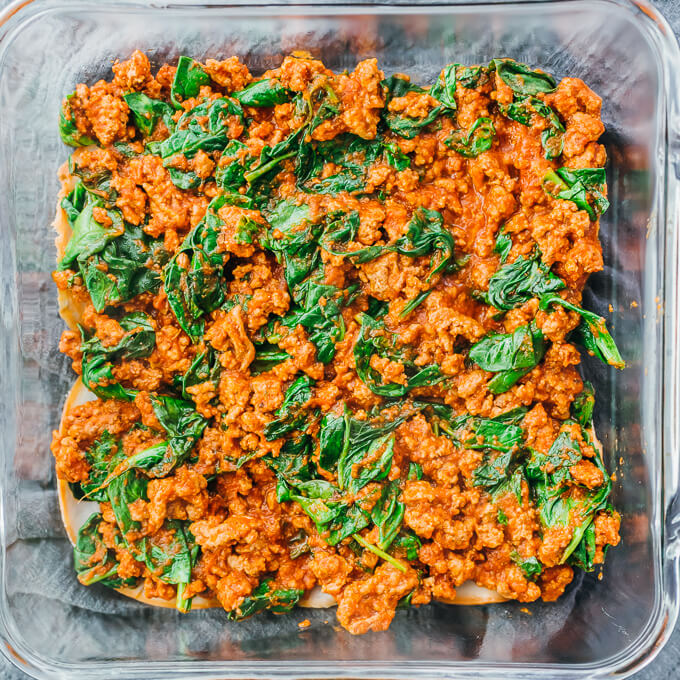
[525,424,611,568]
[232,79,292,107]
[486,252,565,310]
[262,200,319,289]
[250,343,291,375]
[490,59,557,96]
[381,75,444,139]
[278,267,358,364]
[298,134,385,195]
[147,97,240,160]
[74,513,138,588]
[244,126,304,189]
[370,480,405,551]
[171,56,210,109]
[543,167,609,221]
[107,466,148,553]
[60,93,94,147]
[264,375,317,441]
[429,64,458,111]
[572,382,595,427]
[511,552,543,579]
[164,194,230,341]
[494,228,513,264]
[354,312,445,397]
[59,187,124,271]
[60,182,167,310]
[81,223,167,311]
[399,289,433,318]
[445,117,495,157]
[80,312,155,400]
[123,92,175,136]
[539,292,624,369]
[143,520,199,612]
[227,578,303,620]
[499,95,565,160]
[96,394,208,490]
[392,208,464,281]
[71,430,121,502]
[319,210,383,263]
[469,321,546,394]
[215,139,249,196]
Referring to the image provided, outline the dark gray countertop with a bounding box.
[0,0,678,678]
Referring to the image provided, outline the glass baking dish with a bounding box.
[0,0,679,677]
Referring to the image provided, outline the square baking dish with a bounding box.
[0,0,679,677]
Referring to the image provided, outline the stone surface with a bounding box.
[0,0,678,678]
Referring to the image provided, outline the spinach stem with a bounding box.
[352,533,407,573]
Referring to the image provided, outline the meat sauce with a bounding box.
[51,50,621,634]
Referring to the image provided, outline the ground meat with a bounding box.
[336,563,419,634]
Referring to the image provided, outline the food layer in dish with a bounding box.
[51,50,622,634]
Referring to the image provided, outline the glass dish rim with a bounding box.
[0,0,678,678]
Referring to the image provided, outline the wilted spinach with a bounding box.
[264,375,317,441]
[171,56,210,109]
[59,93,94,147]
[147,97,241,161]
[543,167,609,221]
[143,520,199,612]
[525,423,612,569]
[511,552,543,579]
[74,513,138,588]
[354,312,445,397]
[392,208,464,281]
[539,293,624,369]
[446,117,496,157]
[163,194,230,341]
[60,183,166,310]
[490,59,557,96]
[250,343,291,375]
[123,92,175,136]
[572,382,595,427]
[227,579,303,620]
[486,252,565,310]
[499,95,565,160]
[80,312,155,401]
[261,200,319,289]
[174,346,221,400]
[469,321,546,394]
[70,430,121,502]
[381,75,444,139]
[59,185,124,271]
[276,265,358,364]
[232,79,292,107]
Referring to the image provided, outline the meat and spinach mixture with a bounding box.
[51,50,623,634]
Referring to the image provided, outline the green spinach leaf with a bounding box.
[232,79,292,107]
[74,513,139,588]
[80,312,155,400]
[354,312,445,397]
[163,194,231,341]
[486,252,565,310]
[539,293,624,369]
[468,321,546,394]
[143,519,199,612]
[123,92,175,136]
[227,579,303,620]
[490,59,557,96]
[171,56,210,109]
[543,167,609,221]
[60,93,95,147]
[381,75,444,139]
[445,117,495,157]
